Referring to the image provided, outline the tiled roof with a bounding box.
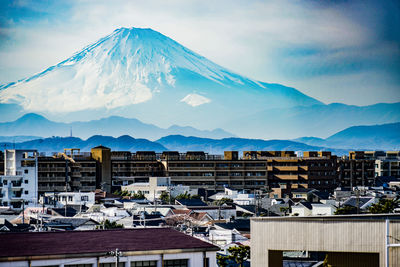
[0,228,218,258]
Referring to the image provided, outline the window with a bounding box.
[25,190,29,195]
[68,196,73,201]
[164,259,188,267]
[131,261,157,267]
[100,263,125,267]
[81,196,89,201]
[24,180,29,184]
[3,180,7,185]
[65,264,92,267]
[24,169,28,174]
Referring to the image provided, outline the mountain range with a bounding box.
[0,113,234,140]
[295,122,400,150]
[0,114,399,152]
[0,27,398,140]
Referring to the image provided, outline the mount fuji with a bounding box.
[0,27,321,129]
[1,27,398,140]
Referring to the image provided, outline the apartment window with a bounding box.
[131,261,157,267]
[68,196,73,201]
[24,169,28,174]
[24,180,29,184]
[65,264,93,267]
[62,196,67,201]
[100,263,125,267]
[3,180,7,185]
[25,190,29,195]
[81,196,89,201]
[164,259,188,267]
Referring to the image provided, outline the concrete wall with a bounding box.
[251,216,400,267]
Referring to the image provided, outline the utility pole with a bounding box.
[108,248,122,267]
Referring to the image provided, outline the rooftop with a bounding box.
[0,228,218,259]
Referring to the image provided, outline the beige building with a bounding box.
[251,214,400,267]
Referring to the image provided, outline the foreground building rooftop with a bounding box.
[0,228,218,261]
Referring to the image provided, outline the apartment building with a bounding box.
[374,151,400,178]
[161,151,268,191]
[0,150,38,210]
[337,151,379,188]
[37,149,97,195]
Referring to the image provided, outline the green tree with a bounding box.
[131,190,145,200]
[103,219,124,229]
[369,198,399,214]
[228,245,250,267]
[175,192,191,200]
[214,198,234,206]
[334,205,357,215]
[216,254,230,267]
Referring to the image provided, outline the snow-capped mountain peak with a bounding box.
[0,27,256,112]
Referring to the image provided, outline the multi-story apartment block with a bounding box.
[0,149,38,209]
[37,149,96,195]
[338,151,376,188]
[374,151,400,178]
[161,151,268,191]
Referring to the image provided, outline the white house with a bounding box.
[121,177,197,201]
[0,150,38,210]
[41,192,95,208]
[210,188,255,205]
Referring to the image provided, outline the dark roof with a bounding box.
[51,207,78,217]
[298,201,313,210]
[175,199,208,207]
[343,197,373,208]
[214,219,250,232]
[291,188,316,193]
[0,228,218,258]
[311,191,330,200]
[48,218,99,228]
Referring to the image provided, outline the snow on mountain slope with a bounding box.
[0,27,267,112]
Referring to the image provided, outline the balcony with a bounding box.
[273,174,299,180]
[11,181,22,187]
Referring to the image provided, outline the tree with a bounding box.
[214,198,234,206]
[228,245,250,267]
[131,190,145,200]
[102,219,124,229]
[217,245,250,267]
[334,205,357,215]
[160,191,172,203]
[369,198,399,214]
[216,254,229,267]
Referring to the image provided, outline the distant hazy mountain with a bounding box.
[0,135,42,143]
[295,122,400,150]
[0,135,167,153]
[226,102,400,139]
[0,113,234,140]
[156,135,348,155]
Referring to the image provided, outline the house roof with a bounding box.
[214,219,250,232]
[175,199,208,207]
[172,209,192,215]
[343,197,374,208]
[0,228,218,259]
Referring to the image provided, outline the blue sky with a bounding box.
[0,0,399,105]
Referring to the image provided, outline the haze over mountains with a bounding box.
[0,112,398,154]
[0,113,234,140]
[0,27,399,140]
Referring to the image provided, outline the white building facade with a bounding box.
[0,150,38,210]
